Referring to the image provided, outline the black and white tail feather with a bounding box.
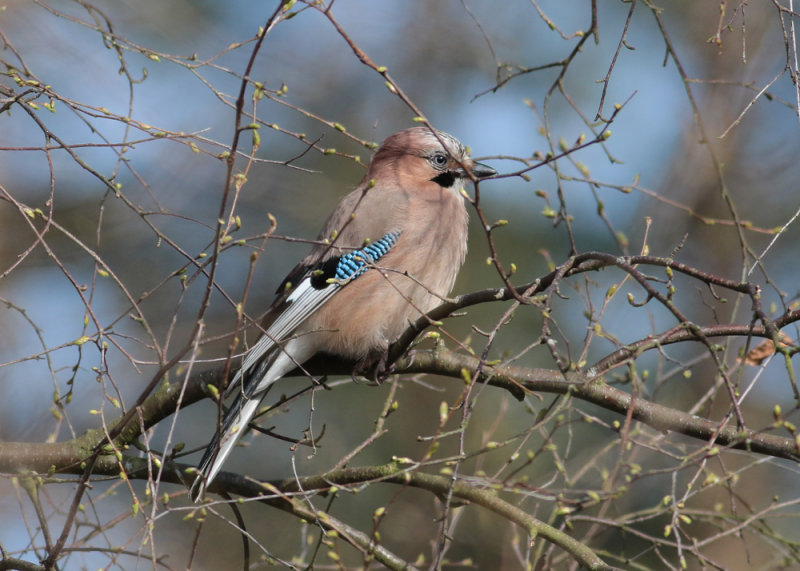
[190,233,400,501]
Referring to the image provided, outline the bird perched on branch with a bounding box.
[190,126,495,501]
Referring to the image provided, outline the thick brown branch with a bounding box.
[38,457,610,570]
[4,254,798,481]
[401,350,800,461]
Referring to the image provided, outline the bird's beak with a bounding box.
[463,160,496,179]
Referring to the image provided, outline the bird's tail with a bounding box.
[190,335,316,502]
[189,390,262,502]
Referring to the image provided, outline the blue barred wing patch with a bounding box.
[334,231,400,282]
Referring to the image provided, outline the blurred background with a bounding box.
[1,1,800,569]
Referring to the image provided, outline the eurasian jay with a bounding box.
[191,126,495,500]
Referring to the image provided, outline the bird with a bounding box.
[190,126,495,501]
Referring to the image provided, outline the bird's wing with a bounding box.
[225,230,401,399]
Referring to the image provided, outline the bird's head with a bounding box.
[368,126,496,190]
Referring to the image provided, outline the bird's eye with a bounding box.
[431,153,448,168]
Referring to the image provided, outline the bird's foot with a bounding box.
[352,350,395,385]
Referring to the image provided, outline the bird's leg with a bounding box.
[371,351,396,384]
[351,349,396,384]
